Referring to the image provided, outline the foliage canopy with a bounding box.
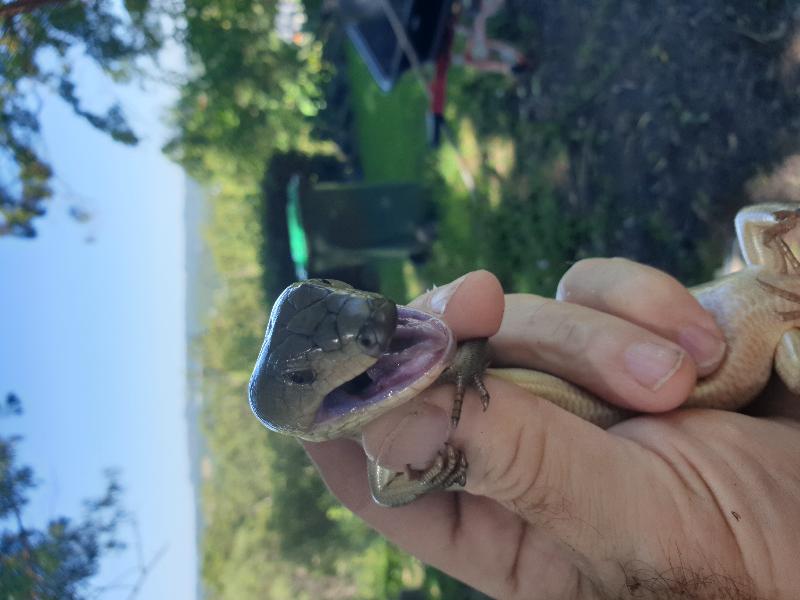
[164,0,329,183]
[0,428,126,599]
[0,0,164,238]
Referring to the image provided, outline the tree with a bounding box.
[0,434,126,599]
[164,0,328,182]
[0,0,165,238]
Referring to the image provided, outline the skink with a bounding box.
[249,203,800,506]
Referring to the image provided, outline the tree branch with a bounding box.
[0,0,73,19]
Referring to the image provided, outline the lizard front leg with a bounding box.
[437,338,492,427]
[367,339,491,506]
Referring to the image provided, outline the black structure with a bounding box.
[340,0,455,91]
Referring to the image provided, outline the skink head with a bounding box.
[249,279,398,437]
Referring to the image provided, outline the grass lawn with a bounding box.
[345,43,437,302]
[345,40,578,300]
[346,44,430,184]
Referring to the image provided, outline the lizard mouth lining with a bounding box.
[314,306,455,424]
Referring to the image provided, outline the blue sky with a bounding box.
[0,51,197,598]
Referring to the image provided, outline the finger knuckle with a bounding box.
[526,302,592,356]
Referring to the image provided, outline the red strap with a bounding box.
[430,17,455,116]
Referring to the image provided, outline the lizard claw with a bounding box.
[474,373,490,412]
[439,339,492,428]
[406,443,468,490]
[451,376,466,427]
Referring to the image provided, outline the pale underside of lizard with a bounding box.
[249,203,800,506]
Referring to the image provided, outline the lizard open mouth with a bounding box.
[314,306,456,424]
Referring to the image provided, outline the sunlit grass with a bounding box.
[346,45,429,183]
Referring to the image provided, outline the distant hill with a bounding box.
[183,176,219,600]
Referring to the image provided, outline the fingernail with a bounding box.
[678,324,727,371]
[430,274,467,314]
[555,279,568,301]
[624,342,685,391]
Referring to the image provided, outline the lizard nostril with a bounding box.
[355,298,398,358]
[358,331,377,350]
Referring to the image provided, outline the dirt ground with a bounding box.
[502,0,800,279]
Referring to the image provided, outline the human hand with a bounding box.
[305,263,800,599]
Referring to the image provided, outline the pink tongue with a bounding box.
[361,401,451,471]
[366,336,449,389]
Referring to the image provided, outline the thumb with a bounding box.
[362,269,504,469]
[412,374,666,567]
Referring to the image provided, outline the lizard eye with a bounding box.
[285,368,316,385]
